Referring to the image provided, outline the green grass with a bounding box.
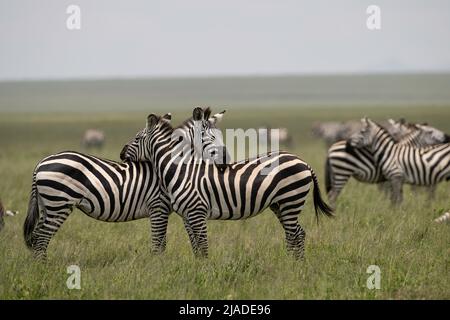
[0,105,449,299]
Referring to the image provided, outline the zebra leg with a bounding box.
[31,208,72,260]
[390,177,403,205]
[149,212,169,254]
[184,213,209,258]
[327,173,351,208]
[183,218,199,256]
[377,181,392,197]
[271,204,305,259]
[427,185,437,200]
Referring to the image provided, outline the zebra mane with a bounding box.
[371,119,398,141]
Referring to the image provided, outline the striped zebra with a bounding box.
[326,121,449,206]
[120,107,333,259]
[349,118,450,204]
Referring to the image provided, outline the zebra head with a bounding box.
[350,117,377,148]
[191,107,227,163]
[415,124,449,145]
[387,118,413,141]
[120,112,172,162]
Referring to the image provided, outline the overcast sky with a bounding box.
[1,0,450,80]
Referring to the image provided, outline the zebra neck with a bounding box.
[399,130,420,146]
[371,128,396,163]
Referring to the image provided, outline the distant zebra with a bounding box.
[82,129,105,150]
[311,121,362,147]
[349,118,450,204]
[121,107,333,259]
[326,121,449,206]
[259,125,294,148]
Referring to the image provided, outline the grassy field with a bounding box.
[0,105,449,299]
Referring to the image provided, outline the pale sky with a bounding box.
[1,0,450,80]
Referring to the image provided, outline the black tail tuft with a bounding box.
[310,167,334,222]
[24,176,39,250]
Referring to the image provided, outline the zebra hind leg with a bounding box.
[271,203,306,260]
[31,207,73,260]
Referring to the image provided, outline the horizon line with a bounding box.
[1,70,450,84]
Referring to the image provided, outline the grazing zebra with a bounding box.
[259,125,294,148]
[349,118,450,204]
[120,107,333,259]
[82,129,105,150]
[311,120,363,147]
[326,121,449,206]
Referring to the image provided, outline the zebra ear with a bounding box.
[147,114,159,129]
[193,107,204,121]
[162,113,172,123]
[203,107,212,120]
[210,109,226,125]
[388,119,395,126]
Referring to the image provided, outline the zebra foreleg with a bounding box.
[149,212,169,254]
[390,177,404,205]
[184,213,209,258]
[183,218,201,257]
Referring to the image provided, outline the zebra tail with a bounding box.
[324,156,332,194]
[310,166,334,222]
[24,174,39,250]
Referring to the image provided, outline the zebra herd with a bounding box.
[23,107,332,260]
[325,119,450,206]
[21,108,449,260]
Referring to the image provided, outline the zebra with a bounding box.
[349,118,450,205]
[82,129,105,150]
[120,107,333,259]
[325,121,449,207]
